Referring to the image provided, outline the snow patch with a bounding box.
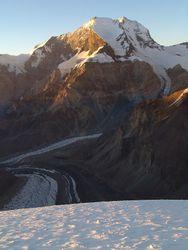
[0,54,29,74]
[119,55,143,62]
[86,52,114,63]
[30,40,48,55]
[58,49,114,77]
[58,51,89,77]
[31,48,46,68]
[30,40,53,67]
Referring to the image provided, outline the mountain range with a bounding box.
[0,16,188,209]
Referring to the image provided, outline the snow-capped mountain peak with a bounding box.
[1,16,187,96]
[82,16,159,57]
[53,16,185,94]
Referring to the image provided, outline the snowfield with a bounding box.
[58,48,114,77]
[0,200,187,249]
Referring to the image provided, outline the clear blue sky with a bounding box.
[0,0,187,55]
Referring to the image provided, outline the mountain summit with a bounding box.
[28,16,188,94]
[0,16,188,98]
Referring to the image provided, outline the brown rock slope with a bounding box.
[0,65,32,107]
[0,60,161,157]
[168,64,188,93]
[0,26,107,109]
[54,88,188,199]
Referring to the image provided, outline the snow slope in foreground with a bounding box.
[0,200,187,249]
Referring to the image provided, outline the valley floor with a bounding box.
[0,134,103,209]
[0,133,122,210]
[0,200,187,249]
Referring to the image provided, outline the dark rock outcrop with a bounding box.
[168,64,188,93]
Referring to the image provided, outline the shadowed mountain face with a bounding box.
[3,88,187,204]
[0,17,188,208]
[48,89,188,199]
[0,60,161,156]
